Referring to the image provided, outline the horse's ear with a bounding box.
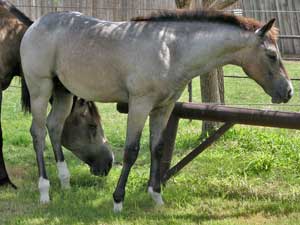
[255,18,276,38]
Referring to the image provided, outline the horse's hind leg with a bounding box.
[46,86,73,189]
[27,77,53,203]
[148,103,175,205]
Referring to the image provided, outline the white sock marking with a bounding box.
[57,161,70,189]
[113,201,123,213]
[38,177,50,204]
[148,186,164,206]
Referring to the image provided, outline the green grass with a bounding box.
[1,61,300,224]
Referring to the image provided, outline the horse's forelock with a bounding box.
[87,101,101,122]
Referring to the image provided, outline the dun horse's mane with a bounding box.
[132,10,278,42]
[0,0,33,26]
[87,101,101,122]
[72,96,101,122]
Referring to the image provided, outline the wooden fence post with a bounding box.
[199,0,237,136]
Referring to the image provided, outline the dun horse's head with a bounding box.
[237,19,293,103]
[62,98,113,176]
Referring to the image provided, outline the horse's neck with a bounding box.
[175,23,256,80]
[0,11,27,81]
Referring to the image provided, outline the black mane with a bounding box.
[132,9,279,42]
[132,10,259,31]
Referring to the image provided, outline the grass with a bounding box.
[1,61,300,224]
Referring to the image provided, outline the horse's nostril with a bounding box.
[287,89,293,99]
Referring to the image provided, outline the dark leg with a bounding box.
[46,88,73,189]
[160,114,179,182]
[0,90,17,189]
[113,97,152,212]
[148,103,175,205]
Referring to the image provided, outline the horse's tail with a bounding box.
[21,76,30,113]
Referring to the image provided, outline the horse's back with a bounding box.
[21,11,175,103]
[20,13,61,77]
[21,12,123,100]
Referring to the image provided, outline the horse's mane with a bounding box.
[72,96,101,122]
[132,10,278,43]
[86,101,101,122]
[0,0,33,26]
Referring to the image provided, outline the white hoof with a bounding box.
[57,161,70,189]
[148,186,164,206]
[38,177,50,204]
[40,193,50,204]
[113,201,123,213]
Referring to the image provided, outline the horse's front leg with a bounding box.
[148,103,175,205]
[46,88,73,189]
[113,97,153,213]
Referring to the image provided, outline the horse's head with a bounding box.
[236,19,293,103]
[61,98,113,176]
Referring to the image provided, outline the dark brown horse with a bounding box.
[0,1,113,190]
[0,0,30,188]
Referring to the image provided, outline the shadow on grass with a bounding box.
[8,182,300,225]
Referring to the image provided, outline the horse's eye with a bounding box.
[268,54,277,62]
[88,124,97,137]
[88,124,97,130]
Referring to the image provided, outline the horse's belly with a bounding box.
[57,70,128,103]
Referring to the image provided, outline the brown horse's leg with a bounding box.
[0,90,16,189]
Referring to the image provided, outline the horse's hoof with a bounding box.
[61,179,70,189]
[38,177,50,204]
[57,161,70,189]
[62,183,70,189]
[40,195,50,204]
[148,186,164,206]
[113,201,123,213]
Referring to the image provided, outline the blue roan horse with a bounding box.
[20,10,293,212]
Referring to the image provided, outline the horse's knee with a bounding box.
[123,141,140,166]
[153,139,164,159]
[46,119,60,136]
[30,123,46,143]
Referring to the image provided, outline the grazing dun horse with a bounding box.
[20,10,293,211]
[0,0,113,196]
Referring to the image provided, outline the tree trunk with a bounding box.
[199,0,237,136]
[175,0,192,8]
[200,69,222,135]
